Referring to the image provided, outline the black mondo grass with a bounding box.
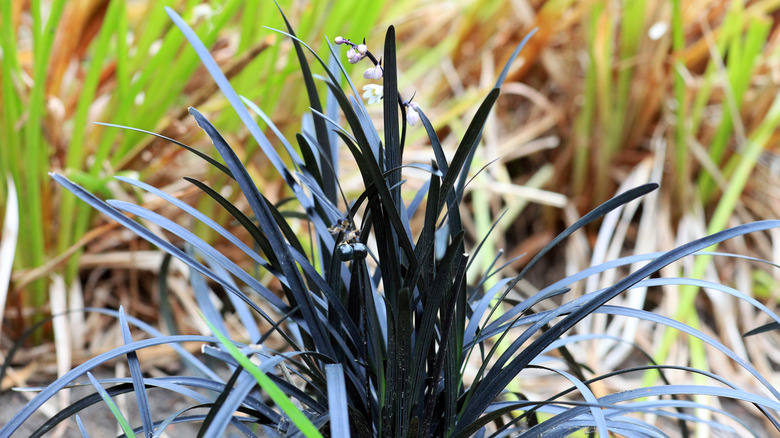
[5,5,780,438]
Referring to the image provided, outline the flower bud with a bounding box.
[334,36,345,44]
[406,106,419,126]
[357,44,368,54]
[363,65,383,80]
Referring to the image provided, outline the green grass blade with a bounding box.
[202,314,324,438]
[85,372,136,437]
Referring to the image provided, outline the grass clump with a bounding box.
[4,4,780,437]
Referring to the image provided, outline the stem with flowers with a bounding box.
[334,35,421,162]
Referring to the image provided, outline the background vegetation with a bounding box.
[2,0,780,434]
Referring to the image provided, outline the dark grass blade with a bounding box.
[158,253,180,336]
[51,173,285,326]
[744,322,780,337]
[404,169,440,290]
[165,7,293,182]
[383,26,401,207]
[74,415,90,438]
[410,232,465,418]
[332,129,417,266]
[518,384,780,438]
[393,287,413,435]
[436,88,500,213]
[106,199,285,311]
[197,365,243,438]
[207,260,262,342]
[27,361,280,437]
[167,7,337,269]
[512,183,659,289]
[118,307,154,437]
[418,110,448,174]
[189,264,229,336]
[422,250,470,436]
[465,184,660,375]
[241,95,304,170]
[115,175,275,270]
[0,335,222,436]
[449,28,538,202]
[183,177,281,269]
[295,134,327,210]
[326,364,351,438]
[201,317,324,437]
[274,2,336,203]
[255,26,417,266]
[93,122,234,178]
[188,107,335,360]
[459,228,780,433]
[494,28,539,89]
[29,379,219,438]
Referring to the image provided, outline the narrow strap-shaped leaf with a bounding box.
[115,175,276,275]
[295,133,326,205]
[494,28,538,89]
[744,322,780,337]
[189,107,335,360]
[421,250,469,436]
[515,183,657,286]
[383,26,401,206]
[197,364,243,438]
[31,378,273,437]
[274,2,336,203]
[188,262,229,336]
[418,109,448,174]
[50,173,285,320]
[107,199,285,312]
[409,232,465,418]
[166,7,337,269]
[474,184,659,346]
[86,371,141,437]
[1,334,224,437]
[404,169,440,291]
[202,315,324,438]
[394,287,413,435]
[165,7,290,185]
[118,307,154,437]
[183,177,281,269]
[457,219,780,431]
[206,259,261,343]
[74,415,90,438]
[332,129,417,266]
[93,122,234,178]
[437,88,500,212]
[326,364,351,438]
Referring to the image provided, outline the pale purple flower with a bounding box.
[334,36,346,44]
[363,65,383,80]
[406,106,419,125]
[362,84,383,104]
[346,47,361,64]
[357,44,368,55]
